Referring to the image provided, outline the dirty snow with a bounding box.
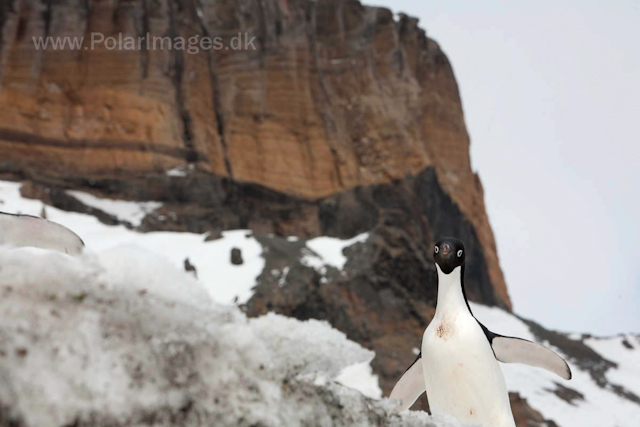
[0,180,388,413]
[0,243,461,427]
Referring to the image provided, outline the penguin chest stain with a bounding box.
[435,313,458,341]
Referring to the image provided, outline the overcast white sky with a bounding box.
[373,0,640,335]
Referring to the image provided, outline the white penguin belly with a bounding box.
[422,311,515,427]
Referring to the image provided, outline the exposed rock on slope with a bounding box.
[246,226,640,422]
[245,167,502,403]
[509,393,559,427]
[0,0,508,308]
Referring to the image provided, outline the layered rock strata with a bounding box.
[0,0,509,308]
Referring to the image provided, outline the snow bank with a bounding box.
[0,246,461,427]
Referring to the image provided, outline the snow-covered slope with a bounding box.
[472,304,640,426]
[0,181,466,426]
[0,181,264,305]
[1,180,639,426]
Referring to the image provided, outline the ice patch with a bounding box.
[277,266,290,287]
[66,190,161,226]
[303,232,368,270]
[165,166,189,177]
[336,361,383,399]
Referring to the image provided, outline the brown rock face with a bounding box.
[509,392,560,427]
[0,0,509,309]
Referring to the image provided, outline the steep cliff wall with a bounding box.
[0,0,509,309]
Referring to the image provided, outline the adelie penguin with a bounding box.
[0,212,84,256]
[390,237,571,427]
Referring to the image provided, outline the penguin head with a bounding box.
[434,237,465,274]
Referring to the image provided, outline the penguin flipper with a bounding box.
[0,212,84,256]
[476,320,571,380]
[389,352,425,411]
[490,333,572,380]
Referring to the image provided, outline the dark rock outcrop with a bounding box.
[230,247,243,265]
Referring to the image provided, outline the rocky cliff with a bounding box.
[0,0,541,424]
[0,0,508,308]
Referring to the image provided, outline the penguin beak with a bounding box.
[441,243,452,256]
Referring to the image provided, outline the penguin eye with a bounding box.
[457,250,463,257]
[434,246,439,254]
